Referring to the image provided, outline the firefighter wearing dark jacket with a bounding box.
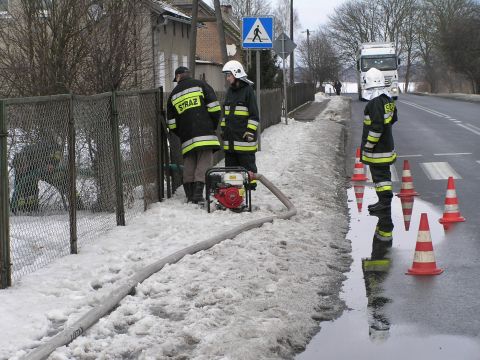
[361,67,398,214]
[221,60,259,189]
[167,66,221,204]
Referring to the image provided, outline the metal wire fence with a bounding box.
[0,85,296,288]
[0,89,169,287]
[287,83,315,112]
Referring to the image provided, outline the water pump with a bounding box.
[205,167,253,213]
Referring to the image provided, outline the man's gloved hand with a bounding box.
[243,132,255,142]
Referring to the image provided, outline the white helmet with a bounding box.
[364,68,385,89]
[222,60,247,79]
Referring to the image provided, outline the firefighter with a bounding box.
[10,139,62,214]
[221,60,259,189]
[167,66,221,204]
[360,67,397,214]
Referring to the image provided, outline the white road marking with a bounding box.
[397,154,423,158]
[398,100,450,118]
[457,123,480,136]
[420,162,461,180]
[366,165,399,182]
[399,100,480,137]
[433,152,472,156]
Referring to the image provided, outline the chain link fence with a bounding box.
[0,89,170,287]
[0,85,298,288]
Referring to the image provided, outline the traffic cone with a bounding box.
[351,147,368,182]
[353,183,365,212]
[438,176,465,225]
[396,160,419,198]
[399,196,414,231]
[406,213,443,275]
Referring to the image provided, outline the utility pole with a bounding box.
[189,0,199,77]
[246,0,251,70]
[213,0,228,66]
[289,0,294,84]
[301,29,314,83]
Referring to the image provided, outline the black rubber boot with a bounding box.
[368,201,380,210]
[368,200,391,214]
[183,182,194,202]
[191,181,205,204]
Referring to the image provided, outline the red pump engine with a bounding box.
[205,167,252,213]
[214,186,244,209]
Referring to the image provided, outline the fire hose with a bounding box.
[23,173,296,360]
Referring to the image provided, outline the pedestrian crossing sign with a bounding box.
[242,16,274,49]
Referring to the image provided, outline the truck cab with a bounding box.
[357,42,400,101]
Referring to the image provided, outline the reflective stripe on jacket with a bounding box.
[166,78,221,156]
[361,94,397,166]
[221,81,259,153]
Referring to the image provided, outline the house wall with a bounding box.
[173,0,243,65]
[154,19,191,93]
[196,63,225,92]
[196,21,241,64]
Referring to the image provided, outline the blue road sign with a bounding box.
[242,16,274,49]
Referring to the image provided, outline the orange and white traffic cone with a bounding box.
[396,160,419,198]
[406,213,443,275]
[399,196,414,231]
[351,147,368,182]
[396,160,419,231]
[354,183,365,212]
[438,176,465,226]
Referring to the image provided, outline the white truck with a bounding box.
[357,42,400,101]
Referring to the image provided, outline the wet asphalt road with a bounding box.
[297,94,480,359]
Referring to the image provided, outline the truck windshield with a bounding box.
[361,56,397,71]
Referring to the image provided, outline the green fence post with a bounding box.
[0,100,11,288]
[68,94,78,254]
[110,91,125,226]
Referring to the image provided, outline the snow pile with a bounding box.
[1,96,352,360]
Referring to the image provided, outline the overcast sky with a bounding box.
[287,0,347,38]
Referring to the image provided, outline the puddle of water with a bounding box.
[296,186,480,360]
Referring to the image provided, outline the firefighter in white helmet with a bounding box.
[221,60,259,189]
[361,67,398,214]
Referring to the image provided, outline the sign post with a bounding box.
[242,16,274,150]
[273,32,297,125]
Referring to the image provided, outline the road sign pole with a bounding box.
[282,37,288,125]
[256,50,262,150]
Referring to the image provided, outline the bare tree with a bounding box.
[328,0,381,64]
[0,0,91,96]
[297,27,340,89]
[0,0,153,96]
[273,0,300,36]
[221,0,271,20]
[400,1,421,92]
[78,0,152,93]
[429,0,480,93]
